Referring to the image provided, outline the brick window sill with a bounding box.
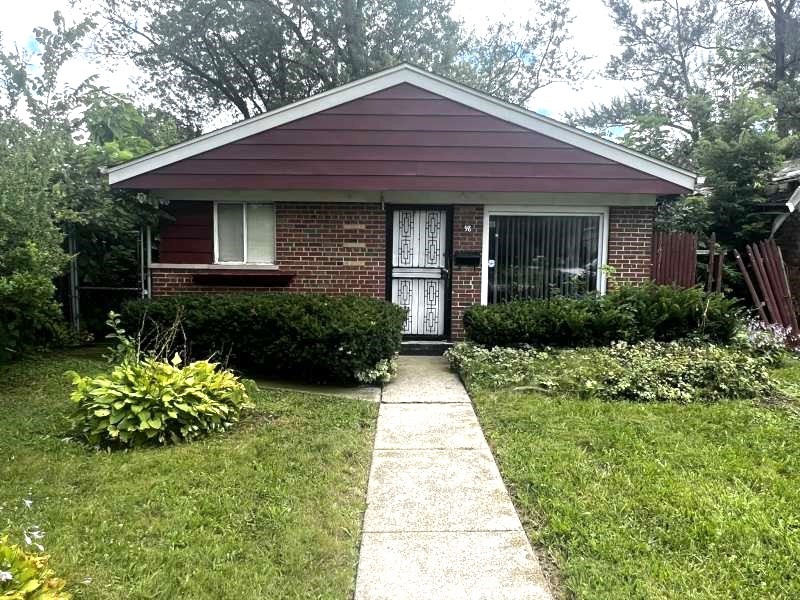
[188,270,295,287]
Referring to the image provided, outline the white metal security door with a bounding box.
[390,208,448,337]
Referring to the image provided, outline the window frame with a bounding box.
[213,200,276,265]
[480,205,609,305]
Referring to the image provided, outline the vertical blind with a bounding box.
[216,203,275,264]
[246,204,276,263]
[217,203,245,262]
[488,214,601,303]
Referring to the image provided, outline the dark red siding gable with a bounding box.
[118,84,685,194]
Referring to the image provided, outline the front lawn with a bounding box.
[470,362,800,599]
[1,349,377,599]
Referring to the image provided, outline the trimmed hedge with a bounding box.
[121,294,406,383]
[463,284,740,347]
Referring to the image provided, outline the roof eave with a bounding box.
[108,63,697,191]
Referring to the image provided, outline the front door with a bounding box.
[389,207,450,339]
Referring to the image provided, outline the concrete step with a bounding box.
[400,340,453,356]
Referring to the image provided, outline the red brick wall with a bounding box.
[606,206,655,287]
[152,202,385,297]
[451,205,483,340]
[151,201,656,339]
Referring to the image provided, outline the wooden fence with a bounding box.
[734,239,799,331]
[651,231,697,287]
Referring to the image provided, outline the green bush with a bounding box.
[0,120,71,363]
[0,535,70,599]
[0,271,67,363]
[463,284,739,347]
[67,355,254,449]
[120,294,406,383]
[446,341,773,403]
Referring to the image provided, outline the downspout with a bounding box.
[145,225,152,298]
[771,185,800,237]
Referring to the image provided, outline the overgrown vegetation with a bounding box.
[447,340,773,403]
[121,294,406,383]
[463,284,739,348]
[1,349,377,598]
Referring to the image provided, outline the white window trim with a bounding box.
[480,205,610,305]
[213,200,276,265]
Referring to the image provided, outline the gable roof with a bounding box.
[107,63,696,191]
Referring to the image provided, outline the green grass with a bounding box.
[470,363,800,599]
[0,349,378,599]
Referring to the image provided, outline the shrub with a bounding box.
[446,341,773,403]
[0,535,69,599]
[0,271,67,364]
[732,318,793,367]
[121,294,406,383]
[0,120,70,363]
[68,354,254,449]
[463,284,739,347]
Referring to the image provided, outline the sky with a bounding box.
[0,0,632,127]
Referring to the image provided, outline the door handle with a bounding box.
[440,267,450,277]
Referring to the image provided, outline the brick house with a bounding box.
[108,64,695,341]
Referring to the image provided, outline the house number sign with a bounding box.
[464,224,473,232]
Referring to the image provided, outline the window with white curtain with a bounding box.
[215,202,275,264]
[488,213,603,303]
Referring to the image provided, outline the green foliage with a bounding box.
[93,0,582,119]
[121,294,406,383]
[463,284,739,347]
[1,350,377,598]
[731,318,792,367]
[1,14,201,339]
[0,119,69,362]
[0,536,70,599]
[355,357,398,385]
[694,96,782,247]
[447,340,774,403]
[568,0,719,166]
[68,354,254,449]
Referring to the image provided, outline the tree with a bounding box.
[695,97,781,247]
[0,117,73,360]
[723,0,800,138]
[576,0,800,164]
[569,0,722,166]
[0,13,92,358]
[658,97,780,247]
[450,2,587,105]
[1,11,199,340]
[88,0,584,121]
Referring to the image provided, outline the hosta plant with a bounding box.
[67,354,254,449]
[0,536,69,599]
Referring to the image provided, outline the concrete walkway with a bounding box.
[354,356,552,600]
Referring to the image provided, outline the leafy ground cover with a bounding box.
[468,356,800,599]
[0,348,377,599]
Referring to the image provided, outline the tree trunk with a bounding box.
[769,0,790,136]
[342,0,367,78]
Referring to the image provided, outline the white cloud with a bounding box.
[1,0,633,123]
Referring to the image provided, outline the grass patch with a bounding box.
[1,349,377,599]
[470,363,800,599]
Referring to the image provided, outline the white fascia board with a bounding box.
[108,64,697,190]
[786,186,800,213]
[108,65,414,185]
